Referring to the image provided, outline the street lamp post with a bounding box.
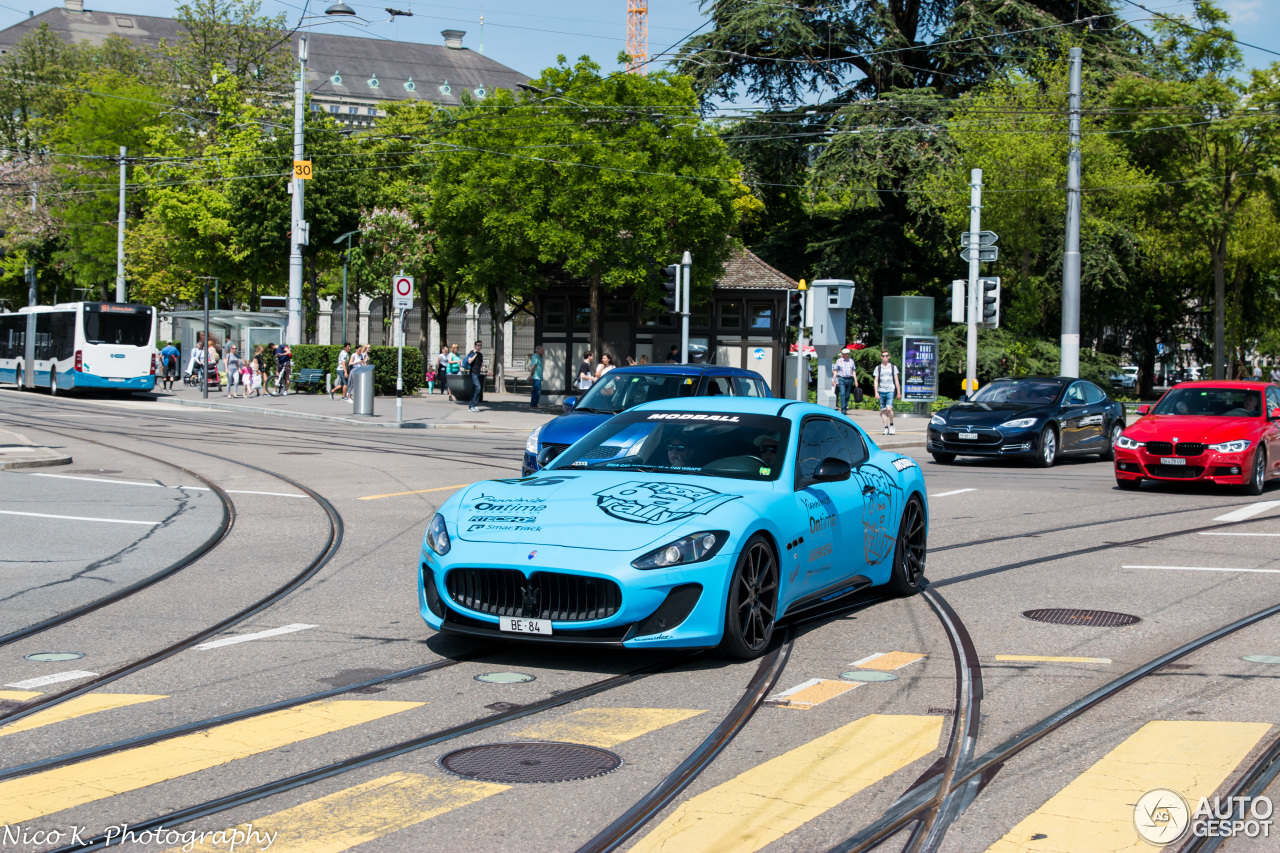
[195,276,218,400]
[334,229,359,345]
[287,36,308,345]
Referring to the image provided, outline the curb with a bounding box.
[0,453,73,471]
[170,398,536,432]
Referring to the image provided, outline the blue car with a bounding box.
[522,365,771,476]
[420,397,930,658]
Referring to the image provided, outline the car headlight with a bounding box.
[930,414,946,426]
[525,425,543,455]
[632,530,729,570]
[1115,435,1144,450]
[426,513,451,556]
[1209,439,1251,453]
[999,418,1038,429]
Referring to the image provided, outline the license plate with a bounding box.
[958,432,979,440]
[500,617,552,635]
[1160,457,1186,466]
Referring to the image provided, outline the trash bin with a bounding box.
[349,364,375,416]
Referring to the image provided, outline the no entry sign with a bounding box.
[392,275,414,311]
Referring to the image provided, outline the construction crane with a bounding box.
[626,0,648,73]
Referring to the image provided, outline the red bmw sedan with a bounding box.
[1113,381,1280,494]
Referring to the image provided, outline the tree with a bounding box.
[161,0,294,105]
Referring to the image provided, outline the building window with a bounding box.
[691,302,710,329]
[310,103,320,112]
[404,78,416,92]
[331,72,342,85]
[349,106,359,114]
[367,76,379,89]
[749,302,772,331]
[367,107,377,116]
[329,105,340,113]
[573,304,591,327]
[544,300,567,328]
[639,307,673,327]
[439,80,452,96]
[473,86,487,99]
[605,301,629,319]
[718,301,742,330]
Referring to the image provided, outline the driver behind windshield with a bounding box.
[665,431,697,468]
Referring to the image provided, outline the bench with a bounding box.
[292,368,326,392]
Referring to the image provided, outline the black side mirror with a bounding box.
[537,445,563,468]
[563,396,577,412]
[813,457,851,482]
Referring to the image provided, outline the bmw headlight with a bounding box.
[998,418,1038,429]
[1210,439,1251,453]
[525,425,543,455]
[930,414,946,426]
[1115,435,1144,450]
[632,530,729,570]
[426,513,451,556]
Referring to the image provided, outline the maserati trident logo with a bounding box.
[519,584,541,618]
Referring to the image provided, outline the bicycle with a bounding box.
[266,366,291,396]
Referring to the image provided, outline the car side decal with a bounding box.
[595,482,740,525]
[855,466,903,565]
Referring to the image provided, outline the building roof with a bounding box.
[718,247,799,290]
[0,5,528,109]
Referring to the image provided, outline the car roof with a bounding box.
[988,376,1073,384]
[1170,380,1275,389]
[630,396,795,417]
[602,364,764,377]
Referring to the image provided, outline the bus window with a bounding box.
[84,310,151,346]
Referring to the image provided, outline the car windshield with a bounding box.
[969,380,1063,405]
[546,411,791,481]
[574,371,699,413]
[1153,387,1262,417]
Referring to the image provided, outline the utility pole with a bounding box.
[680,250,691,364]
[1060,46,1082,379]
[203,280,210,401]
[966,169,982,395]
[334,230,358,345]
[115,146,127,303]
[287,37,308,345]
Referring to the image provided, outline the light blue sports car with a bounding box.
[418,397,929,658]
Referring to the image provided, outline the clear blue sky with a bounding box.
[1,0,1276,92]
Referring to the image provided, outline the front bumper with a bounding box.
[1114,447,1251,483]
[927,426,1037,457]
[418,542,730,649]
[522,450,538,477]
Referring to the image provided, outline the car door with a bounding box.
[1075,382,1109,452]
[788,417,861,601]
[1266,387,1280,477]
[1058,381,1092,453]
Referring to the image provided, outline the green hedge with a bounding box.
[290,345,423,395]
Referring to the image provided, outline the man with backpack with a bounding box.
[872,349,902,435]
[159,341,180,391]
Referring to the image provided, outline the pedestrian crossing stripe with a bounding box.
[0,691,41,701]
[512,708,704,747]
[985,720,1272,852]
[630,714,944,853]
[0,694,166,739]
[0,699,423,824]
[765,679,860,710]
[850,652,926,671]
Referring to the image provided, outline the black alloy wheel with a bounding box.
[931,452,956,464]
[1101,422,1122,460]
[719,534,778,660]
[1034,425,1057,468]
[888,496,927,596]
[1244,447,1267,496]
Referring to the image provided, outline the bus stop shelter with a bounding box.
[160,311,287,367]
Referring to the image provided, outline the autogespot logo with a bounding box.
[1134,788,1191,845]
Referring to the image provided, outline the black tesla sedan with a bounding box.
[927,376,1126,467]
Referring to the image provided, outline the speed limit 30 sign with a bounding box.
[392,276,414,311]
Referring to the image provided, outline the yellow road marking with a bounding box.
[513,708,704,747]
[0,699,422,824]
[0,694,165,738]
[767,679,860,710]
[986,720,1272,853]
[169,773,506,853]
[631,714,944,853]
[358,484,470,501]
[853,652,926,671]
[0,691,41,701]
[995,655,1112,665]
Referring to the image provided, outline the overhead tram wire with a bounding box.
[1118,0,1280,59]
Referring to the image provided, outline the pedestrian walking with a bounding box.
[577,351,595,393]
[224,344,242,398]
[333,343,351,400]
[159,340,179,391]
[528,344,544,408]
[832,348,858,415]
[437,345,452,399]
[595,352,615,381]
[464,339,486,411]
[250,355,263,397]
[448,343,462,380]
[872,349,902,435]
[238,357,252,399]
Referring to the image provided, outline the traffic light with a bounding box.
[787,290,804,327]
[950,280,965,323]
[979,277,1000,328]
[660,263,680,312]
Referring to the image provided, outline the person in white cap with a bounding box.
[832,348,858,415]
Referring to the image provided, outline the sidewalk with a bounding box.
[149,384,924,449]
[0,427,72,470]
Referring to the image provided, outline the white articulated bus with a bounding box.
[0,302,157,393]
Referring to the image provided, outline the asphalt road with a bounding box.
[2,388,1280,853]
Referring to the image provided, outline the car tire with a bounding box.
[931,452,956,465]
[1243,447,1267,496]
[718,533,778,660]
[1101,423,1122,459]
[15,366,24,390]
[887,495,927,596]
[1116,477,1142,491]
[1034,425,1057,468]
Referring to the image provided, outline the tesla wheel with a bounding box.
[1034,425,1057,468]
[931,452,956,464]
[888,496,927,596]
[1116,477,1142,491]
[1243,447,1267,496]
[719,533,778,660]
[1101,423,1122,459]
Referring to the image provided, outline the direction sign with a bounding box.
[392,275,414,311]
[960,246,998,263]
[960,230,998,249]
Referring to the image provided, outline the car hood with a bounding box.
[452,472,765,551]
[1125,415,1261,443]
[538,411,615,447]
[937,402,1050,427]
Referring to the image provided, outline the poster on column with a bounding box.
[902,336,938,402]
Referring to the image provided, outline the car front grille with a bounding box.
[540,443,570,458]
[446,568,622,622]
[943,428,1003,446]
[1145,441,1206,457]
[1145,441,1173,456]
[1146,464,1205,479]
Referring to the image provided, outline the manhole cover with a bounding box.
[441,742,621,783]
[1023,608,1141,627]
[1244,655,1280,665]
[279,452,321,455]
[475,672,535,684]
[25,652,83,662]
